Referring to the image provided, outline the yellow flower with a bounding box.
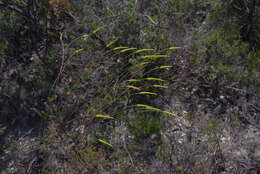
[134,49,155,53]
[145,77,165,82]
[97,139,112,147]
[120,48,137,53]
[92,26,105,34]
[95,114,114,119]
[106,39,118,48]
[138,91,157,95]
[159,65,173,69]
[152,84,168,88]
[162,111,177,117]
[135,104,161,111]
[135,62,150,67]
[167,46,182,50]
[126,85,141,90]
[73,48,84,54]
[113,46,128,50]
[127,79,141,82]
[141,55,169,59]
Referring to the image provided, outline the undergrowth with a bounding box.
[1,1,259,173]
[70,26,181,145]
[24,25,181,173]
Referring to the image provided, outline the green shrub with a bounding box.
[192,28,260,86]
[130,111,163,139]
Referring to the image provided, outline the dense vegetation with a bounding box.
[0,0,259,173]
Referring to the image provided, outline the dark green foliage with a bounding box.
[190,0,260,91]
[226,0,260,50]
[130,111,163,139]
[0,0,49,58]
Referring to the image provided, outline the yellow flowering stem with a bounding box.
[138,91,157,95]
[152,85,168,88]
[73,48,84,54]
[120,48,137,53]
[162,111,177,117]
[135,104,161,112]
[135,62,150,67]
[81,26,106,40]
[126,85,141,90]
[127,79,141,82]
[97,139,113,147]
[159,65,173,69]
[136,104,151,108]
[141,55,170,59]
[92,26,106,34]
[82,34,89,38]
[144,107,161,112]
[95,114,114,119]
[134,49,155,54]
[113,46,128,50]
[167,46,182,50]
[106,38,118,48]
[146,15,158,25]
[145,77,165,82]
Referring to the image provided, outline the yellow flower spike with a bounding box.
[97,139,113,147]
[127,79,141,82]
[138,91,157,95]
[162,111,178,117]
[141,55,170,59]
[146,15,158,25]
[145,106,161,112]
[145,77,165,82]
[95,114,114,119]
[82,34,89,38]
[136,104,151,108]
[159,65,173,69]
[136,62,150,67]
[106,39,118,48]
[167,47,182,50]
[152,85,168,88]
[82,26,105,39]
[73,48,84,54]
[113,46,128,50]
[92,26,105,34]
[134,49,155,53]
[135,104,161,112]
[120,48,137,53]
[126,85,141,90]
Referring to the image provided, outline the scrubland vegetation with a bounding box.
[0,0,259,173]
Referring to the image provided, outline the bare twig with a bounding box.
[50,32,66,91]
